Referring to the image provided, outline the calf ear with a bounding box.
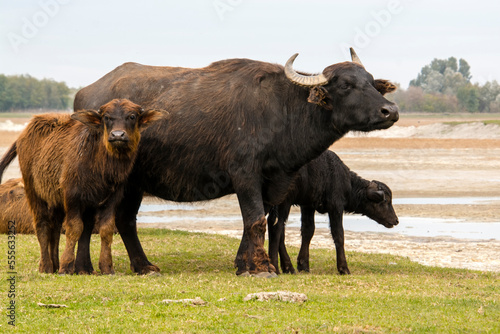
[307,86,333,110]
[138,109,164,128]
[71,110,102,129]
[366,182,385,202]
[374,79,397,96]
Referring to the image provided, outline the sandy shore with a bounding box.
[2,114,500,272]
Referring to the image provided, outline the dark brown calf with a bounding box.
[0,99,162,274]
[0,178,34,234]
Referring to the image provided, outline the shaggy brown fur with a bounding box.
[0,178,34,234]
[0,99,162,274]
[0,178,119,235]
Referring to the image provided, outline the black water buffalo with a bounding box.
[73,49,399,276]
[267,150,398,275]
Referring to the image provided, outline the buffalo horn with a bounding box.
[284,53,328,87]
[350,47,364,67]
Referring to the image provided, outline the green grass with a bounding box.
[443,120,500,126]
[1,228,499,333]
[0,113,33,118]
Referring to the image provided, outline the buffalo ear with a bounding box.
[307,86,333,110]
[138,109,164,128]
[366,182,385,202]
[374,79,397,96]
[71,110,102,129]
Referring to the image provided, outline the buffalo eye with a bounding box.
[103,115,110,122]
[339,83,350,90]
[128,114,136,121]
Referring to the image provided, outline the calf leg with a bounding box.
[96,207,116,275]
[59,206,83,275]
[267,207,281,274]
[34,217,54,273]
[30,199,56,273]
[48,219,62,273]
[274,204,295,274]
[329,211,350,275]
[297,206,315,272]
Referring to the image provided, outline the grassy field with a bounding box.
[1,229,498,333]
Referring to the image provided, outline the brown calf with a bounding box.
[0,99,162,274]
[0,178,34,234]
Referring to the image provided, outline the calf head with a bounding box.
[358,180,399,228]
[285,48,399,133]
[72,99,163,157]
[0,178,25,202]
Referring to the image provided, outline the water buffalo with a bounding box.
[267,150,398,275]
[73,49,399,276]
[0,99,162,274]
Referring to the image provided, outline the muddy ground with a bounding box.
[1,114,499,272]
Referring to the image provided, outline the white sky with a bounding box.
[1,0,499,89]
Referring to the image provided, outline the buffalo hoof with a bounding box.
[338,268,351,275]
[39,261,55,274]
[100,269,115,275]
[237,271,251,277]
[281,265,296,275]
[134,264,160,275]
[77,270,98,275]
[58,265,75,275]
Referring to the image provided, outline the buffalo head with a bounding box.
[285,48,399,132]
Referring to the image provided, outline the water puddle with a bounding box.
[137,197,500,241]
[393,197,500,205]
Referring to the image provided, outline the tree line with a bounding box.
[0,74,71,111]
[1,57,500,113]
[390,57,500,113]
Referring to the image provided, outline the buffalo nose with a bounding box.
[109,130,127,141]
[380,104,399,122]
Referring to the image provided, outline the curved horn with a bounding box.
[350,47,364,67]
[284,53,328,87]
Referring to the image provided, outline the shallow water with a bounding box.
[138,200,500,241]
[393,197,500,205]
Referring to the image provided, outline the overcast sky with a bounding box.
[1,0,499,89]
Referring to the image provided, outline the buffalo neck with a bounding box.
[272,85,346,173]
[345,171,370,214]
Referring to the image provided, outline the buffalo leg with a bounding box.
[233,185,274,275]
[115,187,160,274]
[297,206,315,272]
[48,211,63,273]
[25,188,55,273]
[329,210,350,275]
[34,217,54,273]
[59,205,84,275]
[267,207,281,274]
[75,209,96,275]
[269,204,295,274]
[96,205,116,275]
